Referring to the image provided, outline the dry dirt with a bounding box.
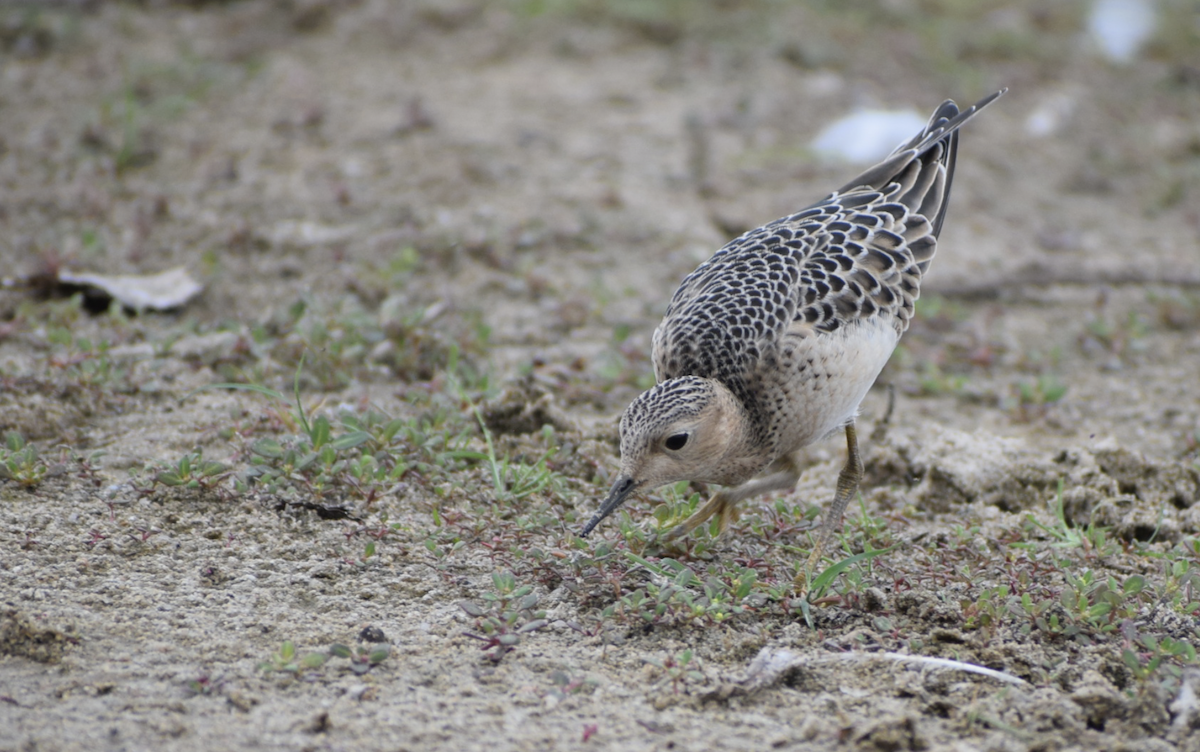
[2,2,1200,751]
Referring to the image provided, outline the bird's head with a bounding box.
[580,376,756,536]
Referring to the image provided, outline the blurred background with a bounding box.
[3,5,1200,750]
[1,0,1198,456]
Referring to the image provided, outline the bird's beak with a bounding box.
[580,475,640,537]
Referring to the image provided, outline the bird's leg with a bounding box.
[868,384,896,444]
[660,488,739,541]
[797,421,863,593]
[662,453,803,541]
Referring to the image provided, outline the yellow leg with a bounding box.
[661,489,738,540]
[796,422,863,594]
[662,453,804,542]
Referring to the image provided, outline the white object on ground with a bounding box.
[1088,0,1158,64]
[740,647,1030,692]
[58,267,203,311]
[810,109,928,164]
[1025,89,1079,138]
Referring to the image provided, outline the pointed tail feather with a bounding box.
[834,88,1006,236]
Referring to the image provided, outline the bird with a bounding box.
[579,89,1006,585]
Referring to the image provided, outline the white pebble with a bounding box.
[811,109,927,164]
[1088,0,1157,64]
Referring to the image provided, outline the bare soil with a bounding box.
[2,2,1200,751]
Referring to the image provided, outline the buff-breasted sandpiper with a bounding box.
[580,90,1006,586]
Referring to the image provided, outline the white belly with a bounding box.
[771,317,899,452]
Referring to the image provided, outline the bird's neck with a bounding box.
[715,375,770,443]
[708,379,773,484]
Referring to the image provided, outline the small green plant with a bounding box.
[257,640,327,674]
[1123,634,1197,689]
[424,529,467,571]
[546,670,596,701]
[605,554,764,626]
[0,433,48,487]
[799,543,899,603]
[460,571,548,662]
[918,360,970,397]
[1015,591,1070,637]
[1060,571,1147,634]
[647,649,703,694]
[150,450,228,489]
[184,674,221,697]
[1021,479,1112,554]
[472,409,568,504]
[1080,308,1150,360]
[1013,374,1068,414]
[44,329,130,391]
[329,643,390,674]
[913,294,967,326]
[646,482,703,534]
[841,494,894,551]
[963,584,1010,634]
[259,295,489,391]
[1159,546,1200,616]
[114,78,150,172]
[202,358,477,504]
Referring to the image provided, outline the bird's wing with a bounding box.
[652,90,1005,386]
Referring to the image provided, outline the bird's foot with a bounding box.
[661,490,738,541]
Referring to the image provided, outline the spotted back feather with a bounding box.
[652,90,1005,397]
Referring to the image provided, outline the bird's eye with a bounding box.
[664,433,689,451]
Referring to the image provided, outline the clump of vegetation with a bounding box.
[476,419,570,504]
[1007,373,1068,421]
[0,433,48,487]
[952,488,1199,687]
[460,571,548,663]
[329,643,391,675]
[917,360,972,398]
[140,450,228,490]
[1079,310,1150,361]
[191,359,487,508]
[647,648,704,695]
[258,639,391,677]
[257,640,328,675]
[1153,292,1200,331]
[608,554,763,626]
[247,294,491,393]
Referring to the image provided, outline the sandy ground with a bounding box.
[2,1,1200,750]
